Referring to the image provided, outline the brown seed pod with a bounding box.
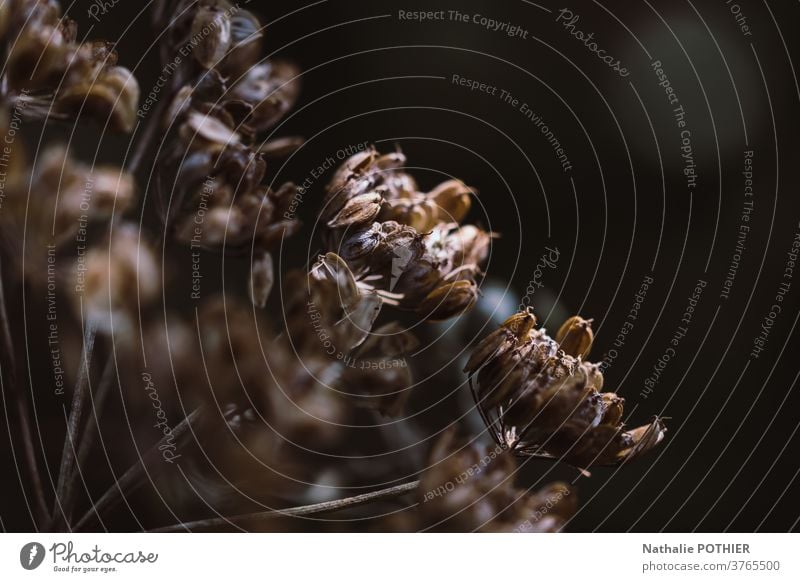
[555,315,594,359]
[191,4,232,69]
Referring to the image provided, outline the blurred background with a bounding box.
[2,0,799,532]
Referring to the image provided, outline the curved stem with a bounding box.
[51,320,97,529]
[73,408,203,532]
[150,480,420,533]
[0,257,49,525]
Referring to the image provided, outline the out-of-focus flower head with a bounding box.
[4,0,139,131]
[390,430,575,532]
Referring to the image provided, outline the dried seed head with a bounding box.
[466,308,666,467]
[321,149,491,322]
[555,315,594,359]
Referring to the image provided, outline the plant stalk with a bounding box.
[73,408,203,532]
[151,480,420,533]
[0,256,49,526]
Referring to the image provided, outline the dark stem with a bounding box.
[0,257,49,525]
[75,357,115,470]
[126,98,168,176]
[73,408,203,532]
[51,320,97,529]
[150,480,421,533]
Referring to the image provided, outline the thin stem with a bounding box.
[0,257,49,525]
[75,357,115,470]
[126,100,167,176]
[51,320,97,529]
[150,480,421,533]
[73,408,203,532]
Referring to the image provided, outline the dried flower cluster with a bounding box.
[320,148,492,321]
[466,309,666,468]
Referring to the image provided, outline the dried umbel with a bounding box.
[158,295,352,450]
[465,309,666,468]
[410,430,575,532]
[4,0,139,131]
[322,148,491,321]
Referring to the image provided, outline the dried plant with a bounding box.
[465,309,666,468]
[0,0,667,533]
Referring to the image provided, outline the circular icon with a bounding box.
[19,542,45,570]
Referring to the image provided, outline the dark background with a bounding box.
[2,0,799,532]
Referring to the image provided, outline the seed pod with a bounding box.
[416,280,478,321]
[428,179,473,224]
[191,5,232,69]
[556,315,594,358]
[327,192,383,228]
